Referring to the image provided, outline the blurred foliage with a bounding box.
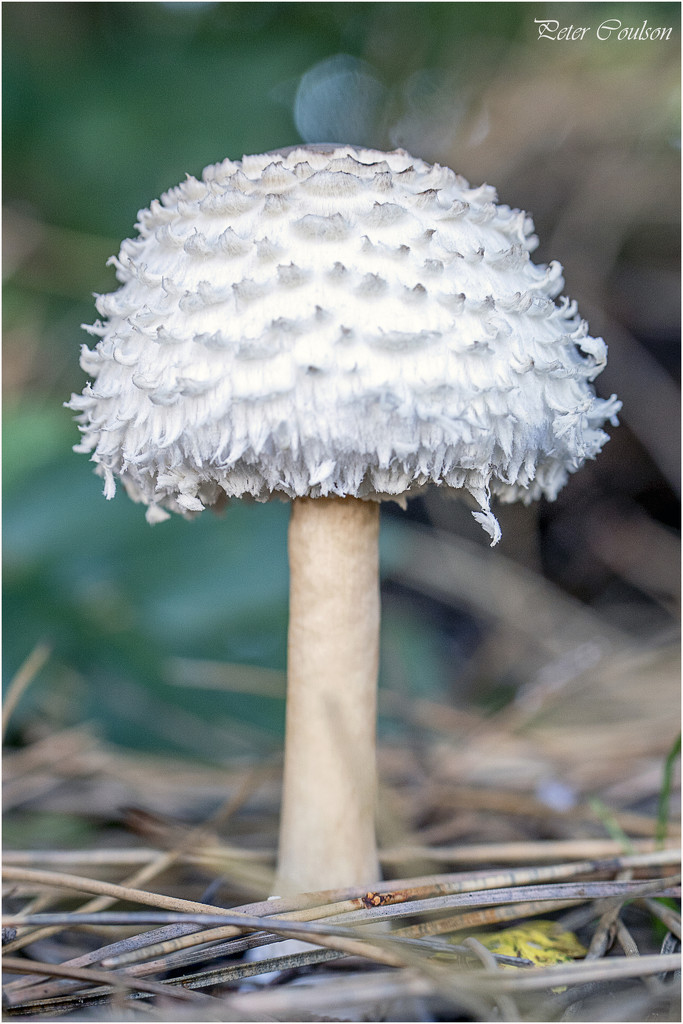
[3,2,680,756]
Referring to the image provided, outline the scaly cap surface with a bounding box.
[68,145,620,542]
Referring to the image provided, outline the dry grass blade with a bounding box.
[1,642,51,740]
[1,864,255,918]
[5,839,677,872]
[209,968,445,1022]
[2,848,165,868]
[640,897,682,939]
[380,837,680,865]
[464,937,520,1022]
[0,909,412,968]
[394,897,584,938]
[3,856,680,1018]
[2,921,216,1008]
[616,918,641,957]
[45,863,588,978]
[2,955,205,1003]
[5,871,677,933]
[456,953,682,993]
[4,770,274,957]
[4,874,678,996]
[163,946,343,990]
[325,877,681,925]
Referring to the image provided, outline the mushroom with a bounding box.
[68,144,620,896]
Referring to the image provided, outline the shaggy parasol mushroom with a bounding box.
[68,144,620,896]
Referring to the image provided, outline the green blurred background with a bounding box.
[3,2,680,762]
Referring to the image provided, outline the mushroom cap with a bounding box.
[68,145,620,542]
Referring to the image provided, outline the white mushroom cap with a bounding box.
[68,145,621,543]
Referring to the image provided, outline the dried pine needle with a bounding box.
[2,643,51,740]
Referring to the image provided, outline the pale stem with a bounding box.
[275,495,381,895]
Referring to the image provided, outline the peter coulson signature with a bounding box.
[535,17,673,42]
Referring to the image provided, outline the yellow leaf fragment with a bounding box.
[478,919,586,967]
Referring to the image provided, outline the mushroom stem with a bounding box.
[276,495,381,895]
